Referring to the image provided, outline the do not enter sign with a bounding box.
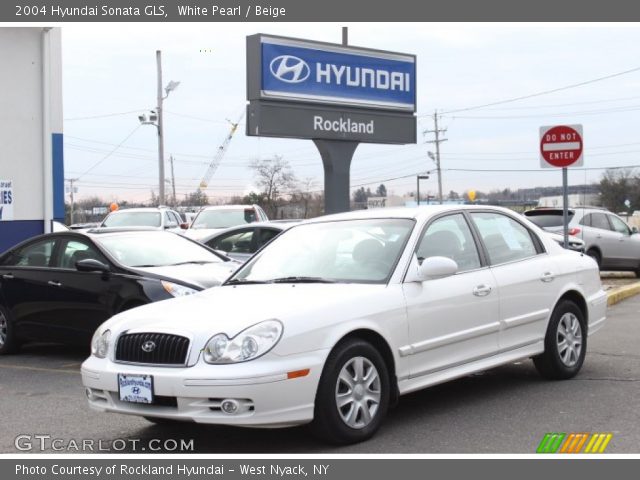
[539,124,583,168]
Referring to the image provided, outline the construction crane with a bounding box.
[198,111,244,190]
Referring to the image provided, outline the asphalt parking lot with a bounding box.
[0,295,638,454]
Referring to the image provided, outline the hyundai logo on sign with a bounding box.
[270,55,310,83]
[257,36,416,111]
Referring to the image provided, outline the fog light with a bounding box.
[85,388,94,400]
[221,399,239,415]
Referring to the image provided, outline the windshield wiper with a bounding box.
[224,278,269,285]
[166,260,216,266]
[267,276,337,284]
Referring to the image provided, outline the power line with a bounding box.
[445,104,640,120]
[64,109,146,121]
[437,65,640,115]
[76,125,142,179]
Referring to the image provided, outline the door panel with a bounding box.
[607,215,640,267]
[403,213,499,377]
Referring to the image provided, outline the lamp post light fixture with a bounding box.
[138,50,180,206]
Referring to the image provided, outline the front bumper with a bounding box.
[81,349,329,428]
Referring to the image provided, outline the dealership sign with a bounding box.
[247,101,416,143]
[253,36,416,111]
[0,179,13,221]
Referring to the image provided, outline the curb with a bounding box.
[606,282,640,306]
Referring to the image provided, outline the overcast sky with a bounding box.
[61,23,640,203]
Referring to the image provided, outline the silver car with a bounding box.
[199,221,299,263]
[524,207,640,276]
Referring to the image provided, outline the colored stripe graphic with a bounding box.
[538,433,613,453]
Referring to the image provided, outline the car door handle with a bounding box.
[540,272,555,283]
[1,273,14,280]
[596,234,602,239]
[472,285,492,297]
[47,280,62,287]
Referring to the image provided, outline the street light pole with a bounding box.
[156,50,165,205]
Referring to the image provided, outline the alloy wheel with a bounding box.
[0,312,7,347]
[557,312,582,367]
[335,356,381,429]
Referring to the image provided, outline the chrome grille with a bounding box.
[115,332,190,366]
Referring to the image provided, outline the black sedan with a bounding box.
[0,229,240,354]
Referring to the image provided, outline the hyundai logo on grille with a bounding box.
[269,55,310,83]
[141,341,156,353]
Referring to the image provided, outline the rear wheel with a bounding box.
[310,338,390,445]
[0,307,19,355]
[586,249,601,269]
[533,300,586,380]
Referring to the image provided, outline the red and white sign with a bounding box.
[539,124,583,168]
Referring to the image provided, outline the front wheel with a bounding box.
[0,307,19,355]
[533,300,587,380]
[310,339,390,445]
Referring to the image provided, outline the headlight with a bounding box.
[161,280,198,297]
[203,320,283,364]
[91,329,111,358]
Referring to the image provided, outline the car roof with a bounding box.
[198,205,260,211]
[199,221,297,242]
[106,207,171,214]
[303,205,517,224]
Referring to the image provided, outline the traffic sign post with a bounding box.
[539,124,584,248]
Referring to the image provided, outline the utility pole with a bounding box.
[66,178,78,225]
[156,50,165,205]
[424,111,447,204]
[169,155,177,206]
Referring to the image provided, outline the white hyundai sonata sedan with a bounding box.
[82,206,607,444]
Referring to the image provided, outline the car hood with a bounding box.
[183,228,226,241]
[104,283,388,339]
[130,262,240,289]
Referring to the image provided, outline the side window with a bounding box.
[208,230,255,254]
[416,214,481,272]
[590,213,611,231]
[579,213,592,227]
[609,215,630,235]
[470,212,538,265]
[172,211,183,224]
[259,228,281,248]
[163,212,174,227]
[4,239,56,267]
[56,240,106,269]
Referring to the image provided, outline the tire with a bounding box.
[310,338,390,445]
[0,306,19,355]
[635,267,640,279]
[533,300,587,380]
[586,249,601,269]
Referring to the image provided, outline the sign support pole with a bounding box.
[562,167,569,249]
[313,140,359,215]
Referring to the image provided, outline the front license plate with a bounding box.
[118,374,154,404]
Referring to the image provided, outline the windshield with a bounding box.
[95,232,224,267]
[191,209,257,229]
[229,218,414,284]
[102,211,161,228]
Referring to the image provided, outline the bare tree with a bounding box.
[249,156,297,218]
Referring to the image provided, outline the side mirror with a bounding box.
[405,255,458,282]
[76,258,110,273]
[180,222,189,230]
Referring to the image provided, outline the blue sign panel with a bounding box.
[260,38,416,111]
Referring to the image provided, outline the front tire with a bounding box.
[310,338,390,445]
[533,300,586,380]
[0,306,19,355]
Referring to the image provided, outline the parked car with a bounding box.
[200,221,300,263]
[98,207,185,233]
[524,207,640,275]
[69,222,100,231]
[0,230,240,354]
[545,231,585,252]
[184,205,269,241]
[82,206,606,444]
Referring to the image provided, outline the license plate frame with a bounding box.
[118,373,154,404]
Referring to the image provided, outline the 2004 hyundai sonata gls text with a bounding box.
[82,206,607,444]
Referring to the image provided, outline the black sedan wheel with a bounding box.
[0,307,19,355]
